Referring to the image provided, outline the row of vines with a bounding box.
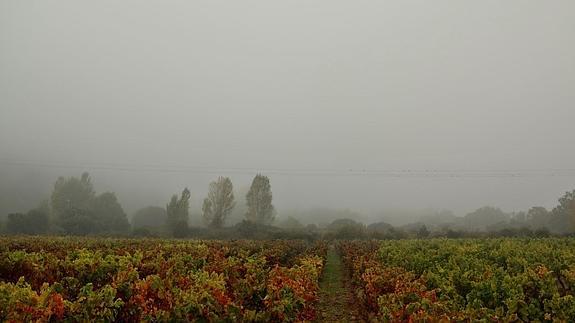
[339,238,575,322]
[0,237,327,322]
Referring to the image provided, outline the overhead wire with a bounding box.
[1,159,575,178]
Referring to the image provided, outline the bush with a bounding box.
[324,218,367,240]
[6,208,49,235]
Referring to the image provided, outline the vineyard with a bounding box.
[0,237,326,322]
[339,239,575,322]
[2,238,575,322]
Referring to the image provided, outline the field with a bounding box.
[0,238,326,322]
[340,239,575,322]
[1,237,575,322]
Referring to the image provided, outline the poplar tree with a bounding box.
[245,174,275,225]
[167,188,191,236]
[202,177,236,228]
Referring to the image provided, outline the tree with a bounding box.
[327,218,362,231]
[6,206,50,235]
[50,172,97,234]
[167,188,191,237]
[51,172,95,223]
[6,213,27,234]
[326,218,366,239]
[464,206,510,231]
[417,225,430,238]
[132,206,167,229]
[49,172,129,235]
[245,174,275,225]
[90,192,130,233]
[549,190,575,234]
[57,207,97,235]
[526,206,549,229]
[278,216,305,230]
[202,177,235,228]
[367,221,395,239]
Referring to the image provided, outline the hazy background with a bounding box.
[1,0,574,224]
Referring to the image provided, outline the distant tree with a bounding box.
[278,216,305,230]
[50,172,130,235]
[464,206,510,230]
[526,206,550,229]
[6,205,50,235]
[202,177,236,228]
[90,192,130,233]
[245,174,275,225]
[549,190,575,234]
[326,218,367,239]
[58,207,97,235]
[510,211,527,225]
[167,188,191,237]
[367,221,394,234]
[386,227,408,240]
[6,213,27,234]
[305,223,318,232]
[304,208,363,228]
[445,229,463,239]
[31,201,51,234]
[417,225,430,238]
[422,209,459,226]
[51,172,95,225]
[327,218,362,231]
[132,206,167,229]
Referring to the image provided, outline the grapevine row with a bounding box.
[339,239,575,321]
[0,238,327,322]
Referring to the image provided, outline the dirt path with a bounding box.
[316,246,364,322]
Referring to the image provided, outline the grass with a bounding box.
[316,246,362,322]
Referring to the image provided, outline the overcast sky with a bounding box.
[1,1,574,218]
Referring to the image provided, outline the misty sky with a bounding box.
[1,1,574,219]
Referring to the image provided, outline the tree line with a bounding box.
[1,171,575,239]
[1,172,276,237]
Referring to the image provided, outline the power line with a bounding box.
[1,159,575,178]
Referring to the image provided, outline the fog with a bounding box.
[1,1,574,223]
